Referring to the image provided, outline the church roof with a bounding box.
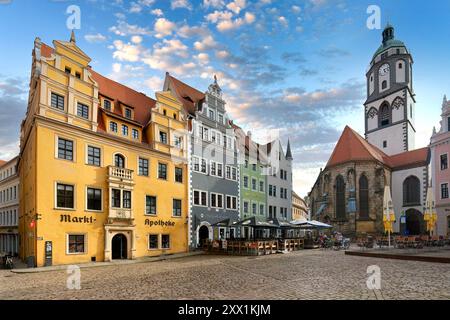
[326,126,429,170]
[326,126,389,168]
[388,147,430,170]
[372,24,407,59]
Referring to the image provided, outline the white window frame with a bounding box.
[251,178,257,191]
[441,182,449,200]
[243,175,249,189]
[66,233,87,255]
[85,143,103,167]
[148,234,159,250]
[145,195,158,216]
[85,186,103,212]
[440,153,449,171]
[243,200,249,214]
[55,182,76,210]
[210,192,224,209]
[55,135,76,162]
[193,189,208,207]
[161,234,171,250]
[226,195,238,211]
[259,180,265,193]
[259,203,265,216]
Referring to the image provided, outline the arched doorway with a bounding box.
[405,209,424,235]
[112,234,127,259]
[198,225,210,246]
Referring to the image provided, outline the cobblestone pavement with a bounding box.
[1,249,449,300]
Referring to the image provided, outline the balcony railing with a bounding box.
[108,166,133,181]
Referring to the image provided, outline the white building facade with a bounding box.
[0,157,20,255]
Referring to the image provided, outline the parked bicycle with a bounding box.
[2,254,14,269]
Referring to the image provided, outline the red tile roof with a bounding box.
[89,69,156,127]
[0,160,6,168]
[388,147,429,170]
[40,43,54,58]
[165,73,205,115]
[326,126,429,170]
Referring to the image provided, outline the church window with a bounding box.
[380,104,390,127]
[359,175,369,218]
[399,63,403,69]
[403,176,420,206]
[335,175,346,219]
[382,80,387,90]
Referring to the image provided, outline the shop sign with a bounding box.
[59,214,96,223]
[145,219,176,227]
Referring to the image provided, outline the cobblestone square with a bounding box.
[1,250,449,300]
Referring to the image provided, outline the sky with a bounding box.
[0,0,449,197]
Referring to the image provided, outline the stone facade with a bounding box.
[310,161,390,236]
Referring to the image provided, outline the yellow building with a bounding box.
[18,32,189,267]
[292,191,308,221]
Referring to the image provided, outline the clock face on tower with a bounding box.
[379,64,390,76]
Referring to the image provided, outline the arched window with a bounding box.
[335,175,346,219]
[403,176,421,206]
[380,104,390,127]
[115,154,125,168]
[382,80,387,90]
[359,175,369,218]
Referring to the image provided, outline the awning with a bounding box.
[211,219,238,227]
[291,220,333,229]
[235,216,279,228]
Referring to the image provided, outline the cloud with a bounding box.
[112,40,141,62]
[226,0,246,14]
[109,20,151,36]
[145,76,163,93]
[203,0,224,9]
[171,0,192,10]
[84,33,107,43]
[278,16,288,28]
[177,24,210,38]
[318,46,350,58]
[0,77,27,160]
[154,18,176,38]
[129,0,155,13]
[193,35,217,51]
[151,8,163,16]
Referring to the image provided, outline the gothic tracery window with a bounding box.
[403,176,421,206]
[392,97,404,110]
[359,175,369,218]
[336,175,346,220]
[380,103,390,127]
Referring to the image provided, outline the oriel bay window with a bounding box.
[111,189,121,208]
[58,138,73,161]
[87,188,102,211]
[145,196,157,215]
[173,199,182,217]
[123,191,131,209]
[57,183,74,209]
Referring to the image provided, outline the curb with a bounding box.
[345,250,450,264]
[10,251,204,274]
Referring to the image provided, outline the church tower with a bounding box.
[364,24,416,155]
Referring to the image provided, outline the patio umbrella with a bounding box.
[291,220,332,229]
[383,185,395,247]
[424,186,438,236]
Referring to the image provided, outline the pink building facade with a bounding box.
[430,95,450,236]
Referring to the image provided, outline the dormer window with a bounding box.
[382,80,387,90]
[125,108,132,119]
[104,100,111,111]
